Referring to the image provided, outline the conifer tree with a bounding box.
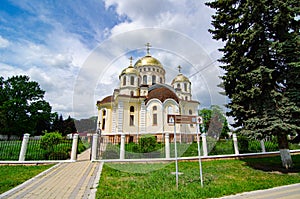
[206,0,300,168]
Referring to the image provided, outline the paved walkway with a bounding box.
[1,149,103,199]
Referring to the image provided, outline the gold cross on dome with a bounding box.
[145,42,152,55]
[177,65,182,73]
[129,56,133,66]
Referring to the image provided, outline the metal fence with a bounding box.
[0,138,22,160]
[91,133,300,160]
[0,136,74,161]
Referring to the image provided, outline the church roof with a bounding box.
[172,73,190,84]
[145,84,179,103]
[134,55,163,68]
[119,66,139,78]
[97,95,113,105]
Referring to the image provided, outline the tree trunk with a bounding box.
[277,133,293,169]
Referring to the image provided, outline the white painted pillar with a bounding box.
[202,133,208,156]
[165,133,170,158]
[19,133,30,161]
[71,134,79,161]
[260,140,266,153]
[91,133,99,161]
[120,134,125,159]
[233,133,239,155]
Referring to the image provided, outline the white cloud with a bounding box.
[0,36,9,48]
[104,0,223,53]
[1,0,227,119]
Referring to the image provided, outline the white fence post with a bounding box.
[91,133,99,161]
[260,140,266,153]
[233,133,239,155]
[19,133,30,161]
[71,134,79,161]
[165,133,170,158]
[202,133,208,156]
[120,134,125,159]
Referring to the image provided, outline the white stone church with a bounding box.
[97,43,199,142]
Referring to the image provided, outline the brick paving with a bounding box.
[1,149,102,199]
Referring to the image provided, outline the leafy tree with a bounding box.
[0,75,53,138]
[199,105,229,138]
[206,0,300,168]
[199,108,212,133]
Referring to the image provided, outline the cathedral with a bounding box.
[97,43,199,142]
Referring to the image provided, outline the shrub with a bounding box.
[138,135,157,153]
[40,131,64,159]
[40,132,62,151]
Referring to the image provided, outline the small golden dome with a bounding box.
[172,73,190,84]
[134,55,163,68]
[120,66,140,78]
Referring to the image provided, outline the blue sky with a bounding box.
[0,0,226,119]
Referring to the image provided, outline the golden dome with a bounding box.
[172,73,190,84]
[120,66,139,78]
[134,55,163,68]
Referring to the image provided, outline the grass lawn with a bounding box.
[0,164,53,194]
[97,155,300,199]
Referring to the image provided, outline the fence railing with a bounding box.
[0,134,86,161]
[90,133,300,161]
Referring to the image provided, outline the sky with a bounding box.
[0,0,227,119]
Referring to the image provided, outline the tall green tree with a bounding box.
[51,114,77,136]
[0,75,53,138]
[63,115,77,136]
[206,0,300,168]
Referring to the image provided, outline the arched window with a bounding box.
[152,75,156,84]
[185,96,188,101]
[130,76,134,85]
[130,106,134,112]
[184,83,187,91]
[167,106,172,114]
[177,83,180,89]
[153,106,157,111]
[129,106,134,126]
[143,75,147,84]
[153,106,157,125]
[160,77,163,83]
[102,109,106,130]
[123,76,126,86]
